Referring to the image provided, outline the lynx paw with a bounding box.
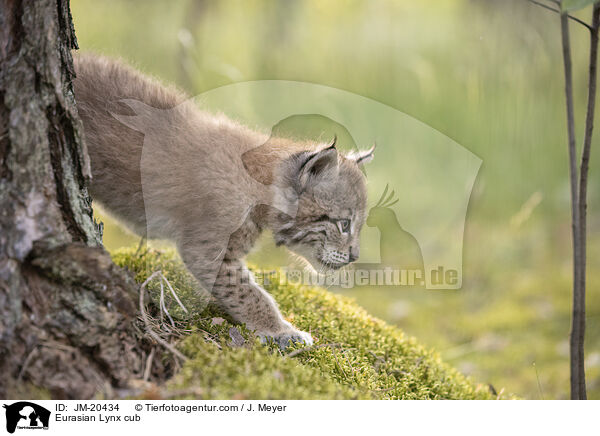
[260,329,314,350]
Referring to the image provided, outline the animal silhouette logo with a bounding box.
[367,184,424,273]
[2,402,50,433]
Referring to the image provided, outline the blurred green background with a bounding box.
[71,0,600,399]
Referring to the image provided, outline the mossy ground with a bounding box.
[112,247,498,400]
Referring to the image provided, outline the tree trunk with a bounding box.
[0,0,150,399]
[570,3,600,401]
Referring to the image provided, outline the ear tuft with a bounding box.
[326,134,337,150]
[347,143,375,166]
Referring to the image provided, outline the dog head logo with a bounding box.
[3,402,50,433]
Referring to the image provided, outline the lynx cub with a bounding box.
[73,54,374,349]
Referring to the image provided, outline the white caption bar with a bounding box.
[1,400,597,436]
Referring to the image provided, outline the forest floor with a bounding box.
[111,247,499,400]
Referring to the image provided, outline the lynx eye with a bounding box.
[337,219,351,234]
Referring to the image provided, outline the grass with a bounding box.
[113,247,498,399]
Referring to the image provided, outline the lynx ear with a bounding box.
[347,144,375,166]
[298,144,339,191]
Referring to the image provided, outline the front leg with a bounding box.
[212,259,313,349]
[177,220,313,350]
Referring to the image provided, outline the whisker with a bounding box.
[384,198,399,208]
[382,189,395,206]
[374,184,389,208]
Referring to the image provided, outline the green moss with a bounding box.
[112,246,209,320]
[113,247,496,399]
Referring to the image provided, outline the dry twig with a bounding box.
[139,271,188,362]
[143,347,156,381]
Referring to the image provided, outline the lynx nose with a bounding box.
[349,246,359,262]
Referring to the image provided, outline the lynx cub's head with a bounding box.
[273,138,374,271]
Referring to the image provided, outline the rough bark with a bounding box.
[0,0,156,399]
